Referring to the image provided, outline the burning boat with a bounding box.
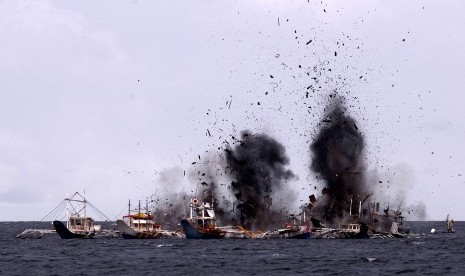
[180,198,227,239]
[305,215,369,239]
[305,192,409,239]
[181,197,315,239]
[306,98,415,239]
[369,203,410,238]
[260,213,312,239]
[272,224,312,239]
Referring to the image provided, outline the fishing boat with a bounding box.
[116,200,162,239]
[180,198,227,239]
[53,218,97,239]
[444,214,455,233]
[370,204,410,238]
[52,192,108,239]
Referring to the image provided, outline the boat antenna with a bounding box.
[349,197,353,216]
[146,198,149,231]
[84,190,87,219]
[66,193,69,229]
[138,200,141,231]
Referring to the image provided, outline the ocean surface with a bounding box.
[1,221,464,275]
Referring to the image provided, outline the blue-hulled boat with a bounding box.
[181,198,226,239]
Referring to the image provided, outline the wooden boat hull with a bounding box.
[52,221,94,239]
[180,219,226,239]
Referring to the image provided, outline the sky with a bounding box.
[1,0,464,221]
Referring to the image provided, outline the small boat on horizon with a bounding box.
[444,214,455,233]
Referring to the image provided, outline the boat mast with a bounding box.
[358,201,362,218]
[349,197,353,216]
[66,193,69,229]
[189,199,193,222]
[83,191,89,230]
[146,199,149,231]
[138,200,141,231]
[84,190,87,220]
[203,202,206,227]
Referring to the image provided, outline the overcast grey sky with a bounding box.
[1,0,464,221]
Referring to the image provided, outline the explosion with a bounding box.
[309,97,370,224]
[225,130,295,230]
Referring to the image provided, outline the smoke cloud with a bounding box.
[309,98,369,223]
[225,130,295,230]
[150,167,188,229]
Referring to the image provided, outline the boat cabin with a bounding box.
[68,216,95,232]
[342,223,361,233]
[123,213,160,232]
[122,199,161,232]
[189,199,217,228]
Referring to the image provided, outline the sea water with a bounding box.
[1,221,464,275]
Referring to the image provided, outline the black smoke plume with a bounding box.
[310,98,369,223]
[225,130,295,230]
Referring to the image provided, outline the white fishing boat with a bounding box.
[117,200,162,239]
[52,192,109,239]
